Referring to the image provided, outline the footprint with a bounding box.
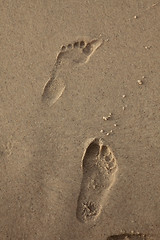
[76,138,118,223]
[56,38,103,67]
[107,233,148,240]
[41,38,103,106]
[41,76,65,107]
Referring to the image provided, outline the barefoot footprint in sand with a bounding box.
[41,38,103,106]
[107,233,148,240]
[76,138,118,223]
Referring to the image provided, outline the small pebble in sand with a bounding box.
[108,113,112,118]
[144,46,151,49]
[103,113,112,120]
[122,94,126,98]
[114,123,117,127]
[102,116,107,121]
[106,132,110,136]
[134,15,138,19]
[110,130,113,133]
[142,76,145,79]
[100,129,104,133]
[122,106,125,110]
[137,79,143,85]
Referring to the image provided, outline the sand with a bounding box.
[0,0,160,239]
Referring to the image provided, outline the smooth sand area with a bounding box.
[0,1,160,240]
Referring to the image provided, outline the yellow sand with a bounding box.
[0,1,159,239]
